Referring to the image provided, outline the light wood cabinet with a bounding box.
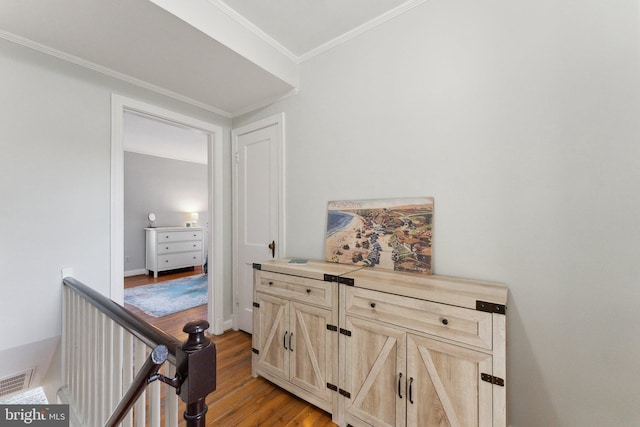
[252,259,507,427]
[252,263,347,422]
[341,314,494,427]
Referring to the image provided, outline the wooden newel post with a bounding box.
[177,320,217,427]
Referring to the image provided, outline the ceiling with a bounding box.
[123,111,209,164]
[0,0,424,116]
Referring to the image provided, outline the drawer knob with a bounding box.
[441,318,449,325]
[306,288,311,294]
[268,281,273,286]
[370,302,376,308]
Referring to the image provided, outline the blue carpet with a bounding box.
[124,274,208,317]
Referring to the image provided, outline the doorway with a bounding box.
[111,95,225,335]
[232,113,285,333]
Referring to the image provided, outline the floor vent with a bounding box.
[0,369,34,398]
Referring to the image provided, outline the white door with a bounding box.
[233,114,284,333]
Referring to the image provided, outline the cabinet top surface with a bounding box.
[344,267,507,308]
[256,258,361,280]
[257,259,507,310]
[145,227,204,231]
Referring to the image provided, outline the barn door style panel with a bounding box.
[289,302,333,402]
[406,334,493,427]
[343,316,407,427]
[254,292,289,381]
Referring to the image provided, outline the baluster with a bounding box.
[134,339,147,427]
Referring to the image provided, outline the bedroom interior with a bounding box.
[0,0,638,426]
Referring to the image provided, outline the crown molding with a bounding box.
[231,88,299,118]
[0,29,233,118]
[298,0,428,63]
[212,0,427,64]
[207,0,300,64]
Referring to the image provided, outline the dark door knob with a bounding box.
[268,240,276,258]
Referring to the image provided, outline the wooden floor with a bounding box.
[124,268,336,426]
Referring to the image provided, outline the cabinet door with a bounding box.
[255,292,290,381]
[343,316,406,427]
[289,302,333,403]
[406,334,493,427]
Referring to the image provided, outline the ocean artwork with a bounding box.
[325,197,434,274]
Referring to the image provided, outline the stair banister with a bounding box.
[62,277,217,427]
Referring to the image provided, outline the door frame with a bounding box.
[110,94,225,335]
[231,113,286,331]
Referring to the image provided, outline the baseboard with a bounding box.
[124,268,146,277]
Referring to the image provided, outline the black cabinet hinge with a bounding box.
[323,274,354,286]
[253,302,260,308]
[252,348,260,355]
[326,324,338,332]
[339,388,351,398]
[338,277,355,286]
[476,300,506,315]
[326,382,338,392]
[339,328,352,337]
[252,263,262,270]
[481,373,504,386]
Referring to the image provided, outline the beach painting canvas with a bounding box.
[325,197,434,274]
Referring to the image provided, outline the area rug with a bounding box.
[124,274,207,317]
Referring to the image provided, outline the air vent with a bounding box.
[0,369,34,398]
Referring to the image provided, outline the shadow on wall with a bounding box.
[506,295,560,425]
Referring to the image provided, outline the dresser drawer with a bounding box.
[157,240,203,254]
[344,286,492,350]
[158,251,203,269]
[157,230,203,242]
[256,271,333,308]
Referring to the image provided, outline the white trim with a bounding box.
[111,94,225,335]
[207,0,299,63]
[298,0,428,62]
[231,88,298,118]
[124,269,146,278]
[0,29,232,118]
[231,113,286,331]
[212,0,427,64]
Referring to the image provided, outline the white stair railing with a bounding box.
[60,279,182,427]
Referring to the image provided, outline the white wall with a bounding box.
[0,37,232,359]
[124,152,209,272]
[234,0,640,425]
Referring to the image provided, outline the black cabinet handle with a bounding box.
[409,377,414,404]
[370,302,376,308]
[289,333,294,352]
[306,288,311,294]
[268,281,273,286]
[398,373,403,399]
[441,318,449,325]
[284,331,288,350]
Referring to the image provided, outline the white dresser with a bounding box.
[145,227,204,278]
